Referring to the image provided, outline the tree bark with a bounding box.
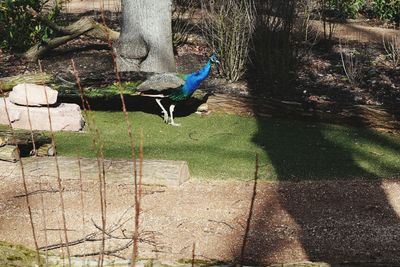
[113,0,176,73]
[0,73,52,92]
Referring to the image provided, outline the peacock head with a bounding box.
[209,53,220,65]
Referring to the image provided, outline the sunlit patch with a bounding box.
[382,181,400,217]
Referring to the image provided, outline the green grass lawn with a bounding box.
[52,111,400,181]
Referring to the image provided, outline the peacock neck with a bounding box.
[198,60,212,80]
[182,60,212,96]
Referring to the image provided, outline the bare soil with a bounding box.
[1,173,400,266]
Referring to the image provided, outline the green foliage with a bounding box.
[0,0,62,52]
[322,0,365,19]
[372,0,400,20]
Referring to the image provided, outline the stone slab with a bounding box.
[0,157,190,187]
[9,83,58,106]
[0,98,84,131]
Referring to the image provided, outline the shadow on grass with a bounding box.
[253,117,400,180]
[233,13,400,265]
[244,115,400,266]
[59,94,208,119]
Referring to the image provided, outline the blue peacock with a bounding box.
[137,53,220,126]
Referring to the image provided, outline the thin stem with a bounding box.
[98,5,140,265]
[38,60,72,266]
[39,178,49,266]
[70,59,107,267]
[239,153,259,266]
[77,150,88,263]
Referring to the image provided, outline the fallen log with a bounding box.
[0,73,52,92]
[0,145,18,162]
[24,8,119,62]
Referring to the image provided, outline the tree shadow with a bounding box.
[233,104,400,266]
[231,9,400,265]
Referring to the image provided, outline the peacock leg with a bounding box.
[169,104,181,126]
[155,98,169,123]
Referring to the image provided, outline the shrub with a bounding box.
[321,0,365,19]
[201,0,255,82]
[339,45,365,85]
[372,0,400,21]
[0,0,62,52]
[383,35,400,67]
[297,0,321,43]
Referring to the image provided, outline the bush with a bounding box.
[321,0,365,19]
[201,0,255,82]
[0,0,62,52]
[372,0,400,21]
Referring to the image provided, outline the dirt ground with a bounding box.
[2,172,400,266]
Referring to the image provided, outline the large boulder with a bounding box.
[0,98,84,131]
[9,83,58,106]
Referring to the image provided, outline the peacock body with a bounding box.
[137,54,219,126]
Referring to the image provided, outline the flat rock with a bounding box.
[9,83,58,106]
[0,157,190,187]
[0,98,84,131]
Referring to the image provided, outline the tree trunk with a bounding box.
[113,0,176,73]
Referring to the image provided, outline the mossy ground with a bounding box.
[0,241,41,267]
